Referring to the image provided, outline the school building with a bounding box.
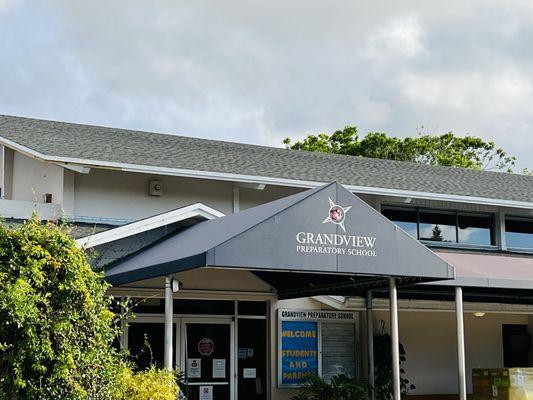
[1,114,533,400]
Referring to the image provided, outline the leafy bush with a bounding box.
[0,217,182,399]
[0,217,124,398]
[113,366,179,400]
[291,374,368,400]
[373,331,415,400]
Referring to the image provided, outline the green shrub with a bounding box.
[0,217,123,399]
[291,374,368,400]
[0,217,183,399]
[113,366,179,400]
[373,331,415,399]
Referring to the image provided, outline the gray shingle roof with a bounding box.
[1,114,533,204]
[1,218,114,238]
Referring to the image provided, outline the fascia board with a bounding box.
[76,203,224,248]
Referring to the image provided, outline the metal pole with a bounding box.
[164,275,174,371]
[367,291,375,400]
[455,286,467,400]
[389,277,401,400]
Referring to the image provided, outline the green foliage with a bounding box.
[291,374,369,400]
[113,366,179,400]
[373,332,414,400]
[0,216,122,399]
[0,216,183,399]
[284,126,516,172]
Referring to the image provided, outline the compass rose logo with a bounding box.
[322,197,352,232]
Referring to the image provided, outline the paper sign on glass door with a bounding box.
[243,368,256,379]
[199,386,213,400]
[212,359,226,378]
[187,358,201,378]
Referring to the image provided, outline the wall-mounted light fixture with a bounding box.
[171,278,183,293]
[474,312,486,318]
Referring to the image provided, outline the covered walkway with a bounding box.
[106,182,454,400]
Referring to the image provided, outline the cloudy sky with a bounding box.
[1,1,533,169]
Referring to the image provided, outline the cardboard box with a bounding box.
[473,369,533,400]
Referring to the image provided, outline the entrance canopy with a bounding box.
[105,182,454,296]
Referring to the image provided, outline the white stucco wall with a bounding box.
[73,169,235,220]
[239,185,303,210]
[373,310,529,395]
[11,152,64,204]
[72,168,310,221]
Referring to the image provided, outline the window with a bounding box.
[382,207,494,246]
[381,208,417,238]
[419,211,456,242]
[238,301,267,316]
[506,217,533,249]
[131,298,236,315]
[458,214,494,245]
[127,322,174,370]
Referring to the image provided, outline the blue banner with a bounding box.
[280,321,319,385]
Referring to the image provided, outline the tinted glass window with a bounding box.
[458,214,493,245]
[419,212,456,242]
[129,298,236,315]
[238,301,267,316]
[174,299,235,315]
[382,208,418,238]
[506,218,533,249]
[128,322,173,370]
[131,298,165,314]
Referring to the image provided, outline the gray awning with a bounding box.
[105,182,454,293]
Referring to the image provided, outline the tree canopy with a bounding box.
[283,126,517,172]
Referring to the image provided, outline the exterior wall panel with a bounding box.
[12,152,64,204]
[73,169,234,220]
[373,310,529,396]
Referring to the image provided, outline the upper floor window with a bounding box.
[382,207,495,246]
[382,208,417,238]
[505,217,533,249]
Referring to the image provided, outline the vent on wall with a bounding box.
[149,180,163,196]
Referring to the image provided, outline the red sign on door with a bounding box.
[198,338,214,356]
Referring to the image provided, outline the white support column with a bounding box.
[164,275,174,371]
[495,211,507,251]
[232,184,240,213]
[455,287,467,400]
[367,291,375,400]
[389,277,401,400]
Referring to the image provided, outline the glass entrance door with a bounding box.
[182,319,234,400]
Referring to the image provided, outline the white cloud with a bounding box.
[398,68,533,125]
[363,15,424,61]
[2,1,533,169]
